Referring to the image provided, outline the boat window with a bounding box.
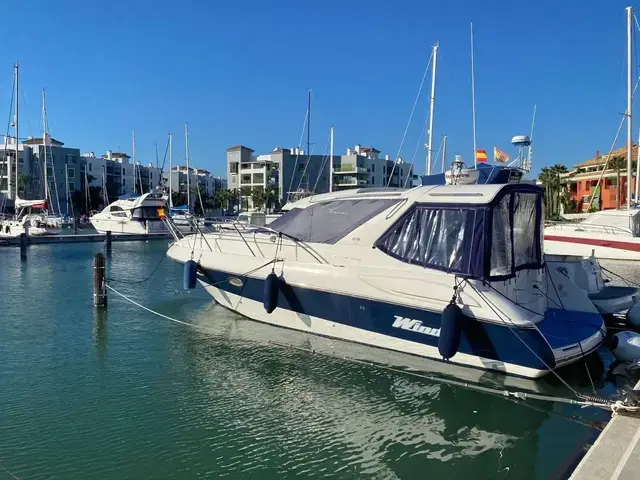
[110,205,127,218]
[110,206,124,212]
[375,186,543,280]
[132,207,161,220]
[266,199,400,244]
[490,195,512,276]
[512,193,539,268]
[376,206,484,276]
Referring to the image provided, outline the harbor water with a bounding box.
[0,242,624,479]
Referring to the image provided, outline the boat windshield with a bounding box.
[376,186,543,280]
[132,206,162,220]
[265,199,401,244]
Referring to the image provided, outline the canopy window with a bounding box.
[265,199,400,244]
[375,185,544,281]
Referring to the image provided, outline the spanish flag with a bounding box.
[493,146,510,163]
[475,149,488,163]
[157,208,166,219]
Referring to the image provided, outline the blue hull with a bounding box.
[198,268,604,376]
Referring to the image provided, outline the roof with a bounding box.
[102,152,131,159]
[575,144,636,168]
[360,146,380,153]
[226,145,254,152]
[22,136,64,146]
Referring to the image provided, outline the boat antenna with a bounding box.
[470,22,478,169]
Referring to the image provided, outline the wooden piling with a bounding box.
[105,230,112,250]
[19,232,27,259]
[93,252,107,307]
[73,217,78,235]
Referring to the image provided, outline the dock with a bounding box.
[0,232,173,246]
[569,380,640,480]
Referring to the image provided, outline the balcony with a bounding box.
[333,164,368,174]
[334,177,368,187]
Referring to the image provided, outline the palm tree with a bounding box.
[550,164,568,216]
[609,155,627,209]
[17,172,30,198]
[251,186,267,211]
[538,167,557,219]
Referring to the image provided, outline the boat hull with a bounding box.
[194,267,604,379]
[90,218,167,235]
[544,234,640,260]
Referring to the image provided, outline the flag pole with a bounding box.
[470,22,477,168]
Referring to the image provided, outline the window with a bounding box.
[490,196,512,276]
[372,176,375,185]
[372,164,375,173]
[266,199,400,244]
[89,163,92,172]
[230,163,239,174]
[376,207,482,275]
[123,168,126,175]
[376,187,542,280]
[512,193,540,268]
[299,163,305,170]
[132,206,160,220]
[68,168,75,179]
[490,192,541,278]
[123,178,126,186]
[110,205,127,217]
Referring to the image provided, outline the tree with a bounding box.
[240,186,252,211]
[250,187,267,211]
[538,167,557,219]
[17,173,30,198]
[609,155,627,209]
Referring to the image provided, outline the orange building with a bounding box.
[564,145,638,211]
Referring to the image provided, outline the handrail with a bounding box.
[545,221,632,236]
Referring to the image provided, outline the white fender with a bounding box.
[611,331,640,362]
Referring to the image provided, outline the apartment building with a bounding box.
[0,135,81,210]
[226,143,417,210]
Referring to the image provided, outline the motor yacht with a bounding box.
[167,184,606,378]
[90,192,167,235]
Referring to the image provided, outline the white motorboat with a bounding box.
[167,183,606,379]
[545,253,639,314]
[90,192,168,235]
[544,209,640,260]
[0,198,61,237]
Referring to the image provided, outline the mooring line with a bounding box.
[0,461,21,480]
[103,283,640,414]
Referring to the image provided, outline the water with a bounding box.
[0,242,621,479]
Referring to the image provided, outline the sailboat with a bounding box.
[544,7,640,260]
[0,63,60,237]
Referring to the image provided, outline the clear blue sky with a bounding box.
[0,0,637,177]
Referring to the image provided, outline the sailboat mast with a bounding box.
[442,135,448,174]
[329,126,334,193]
[169,132,173,208]
[470,23,478,169]
[426,42,438,176]
[627,5,634,210]
[14,62,19,201]
[65,163,69,216]
[185,123,190,208]
[307,90,311,159]
[636,127,640,203]
[42,89,48,204]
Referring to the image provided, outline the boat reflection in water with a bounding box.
[161,301,606,480]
